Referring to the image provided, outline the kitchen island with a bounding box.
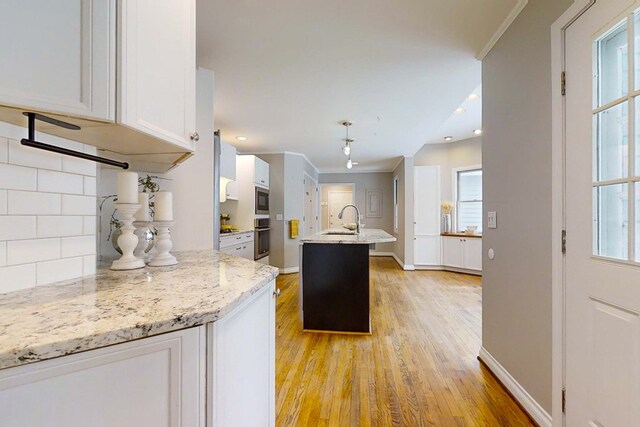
[299,229,396,334]
[0,250,279,427]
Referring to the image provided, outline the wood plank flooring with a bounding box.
[275,257,535,426]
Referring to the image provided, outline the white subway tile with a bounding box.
[0,264,36,293]
[8,139,62,171]
[0,190,6,214]
[0,242,6,267]
[0,216,37,240]
[0,137,7,163]
[83,176,97,196]
[61,235,95,258]
[55,138,84,152]
[7,238,61,265]
[83,255,96,276]
[37,216,83,238]
[62,195,96,215]
[83,216,97,236]
[8,191,60,215]
[36,257,83,286]
[63,156,96,176]
[38,170,84,194]
[0,163,37,190]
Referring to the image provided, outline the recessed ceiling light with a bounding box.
[444,136,453,141]
[236,136,248,141]
[468,94,480,101]
[454,108,466,114]
[473,129,482,135]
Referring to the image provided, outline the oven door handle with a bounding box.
[255,228,271,232]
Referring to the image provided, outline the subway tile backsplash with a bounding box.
[0,122,97,293]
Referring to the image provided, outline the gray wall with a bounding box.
[392,157,414,266]
[319,172,394,253]
[482,0,572,414]
[414,138,482,203]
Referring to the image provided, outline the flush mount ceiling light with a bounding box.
[468,94,480,101]
[235,136,248,141]
[444,136,453,141]
[473,129,483,135]
[454,108,466,114]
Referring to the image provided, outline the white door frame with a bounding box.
[302,172,319,236]
[551,1,596,425]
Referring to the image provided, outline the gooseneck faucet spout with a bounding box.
[338,204,362,234]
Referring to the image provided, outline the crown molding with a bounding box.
[476,0,528,60]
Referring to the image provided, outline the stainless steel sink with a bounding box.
[323,231,357,236]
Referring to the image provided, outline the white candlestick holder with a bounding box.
[133,221,154,262]
[149,221,178,267]
[111,204,146,271]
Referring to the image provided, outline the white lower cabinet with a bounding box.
[0,327,205,427]
[208,281,276,427]
[442,236,482,272]
[414,236,442,266]
[220,232,255,260]
[0,280,277,427]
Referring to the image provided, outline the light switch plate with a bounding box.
[276,213,284,221]
[488,211,497,229]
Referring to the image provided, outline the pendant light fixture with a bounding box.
[341,121,357,169]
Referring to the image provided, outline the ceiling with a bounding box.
[197,0,518,172]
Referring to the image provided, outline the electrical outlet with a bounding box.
[276,213,283,221]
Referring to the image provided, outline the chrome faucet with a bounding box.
[338,204,362,234]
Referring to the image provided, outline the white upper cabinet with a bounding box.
[255,157,270,188]
[0,0,197,172]
[118,0,196,150]
[220,142,237,180]
[0,0,115,121]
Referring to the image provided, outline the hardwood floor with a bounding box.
[275,257,535,426]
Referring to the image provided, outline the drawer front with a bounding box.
[220,232,253,249]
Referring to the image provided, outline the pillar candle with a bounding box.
[134,192,151,221]
[116,172,138,204]
[154,192,173,221]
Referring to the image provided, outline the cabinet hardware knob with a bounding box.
[273,288,281,298]
[190,132,200,142]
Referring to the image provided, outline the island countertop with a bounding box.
[0,250,279,370]
[301,228,396,244]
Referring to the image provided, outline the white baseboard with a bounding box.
[478,347,551,427]
[369,251,394,257]
[279,266,299,274]
[414,265,444,271]
[391,253,415,270]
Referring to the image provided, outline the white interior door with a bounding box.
[328,191,354,228]
[303,175,319,236]
[565,0,640,424]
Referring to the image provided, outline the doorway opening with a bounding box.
[320,184,355,230]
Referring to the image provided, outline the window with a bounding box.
[456,169,482,233]
[393,175,399,232]
[591,13,640,261]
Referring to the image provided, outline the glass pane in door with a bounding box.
[596,20,628,107]
[594,101,629,181]
[594,184,629,259]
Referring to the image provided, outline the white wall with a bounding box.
[482,0,572,415]
[0,122,97,293]
[392,157,414,266]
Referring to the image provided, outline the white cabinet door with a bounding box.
[0,0,115,121]
[414,236,441,266]
[242,241,255,260]
[225,180,239,200]
[208,280,276,427]
[0,328,205,427]
[442,237,464,268]
[255,157,270,188]
[220,141,237,180]
[118,0,196,150]
[463,238,482,271]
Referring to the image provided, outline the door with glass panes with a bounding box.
[565,0,640,423]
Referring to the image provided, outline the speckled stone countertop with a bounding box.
[300,228,396,244]
[219,229,253,237]
[0,250,279,370]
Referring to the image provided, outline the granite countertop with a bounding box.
[0,250,279,370]
[301,228,397,244]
